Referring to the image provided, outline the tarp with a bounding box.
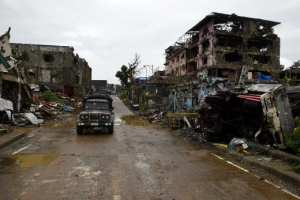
[139,77,150,81]
[0,98,13,111]
[139,77,150,84]
[257,72,272,80]
[23,113,38,125]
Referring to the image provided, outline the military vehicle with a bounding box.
[76,95,114,134]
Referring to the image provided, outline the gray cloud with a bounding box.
[1,0,299,83]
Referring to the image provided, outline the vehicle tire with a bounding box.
[108,124,114,134]
[77,126,83,135]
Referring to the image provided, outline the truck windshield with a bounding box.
[85,102,109,110]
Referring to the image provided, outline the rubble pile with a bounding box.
[138,109,168,126]
[0,92,82,131]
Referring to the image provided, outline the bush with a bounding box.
[285,116,300,155]
[41,90,59,102]
[139,104,148,111]
[118,91,127,99]
[73,88,85,101]
[291,163,300,173]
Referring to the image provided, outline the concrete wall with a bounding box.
[165,13,281,81]
[0,29,31,112]
[10,43,92,95]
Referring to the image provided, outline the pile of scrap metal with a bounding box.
[30,94,77,120]
[200,66,295,149]
[139,109,168,126]
[0,98,42,127]
[0,92,77,127]
[156,65,297,150]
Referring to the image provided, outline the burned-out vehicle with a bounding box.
[203,83,295,149]
[76,95,114,134]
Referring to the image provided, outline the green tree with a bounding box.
[115,53,141,90]
[41,90,59,102]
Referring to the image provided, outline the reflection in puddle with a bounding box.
[0,153,60,168]
[121,115,149,126]
[114,118,122,126]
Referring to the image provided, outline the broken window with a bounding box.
[43,54,55,62]
[257,23,272,35]
[202,39,210,52]
[217,35,242,47]
[27,69,35,79]
[202,27,209,37]
[20,53,29,61]
[225,53,243,62]
[186,46,198,60]
[247,38,272,51]
[250,55,271,64]
[1,46,5,53]
[214,20,243,32]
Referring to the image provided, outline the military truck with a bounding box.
[76,95,114,134]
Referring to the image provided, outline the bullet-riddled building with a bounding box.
[164,12,281,80]
[10,43,92,96]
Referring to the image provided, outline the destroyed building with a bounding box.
[10,43,92,97]
[140,12,295,148]
[164,12,281,81]
[0,28,32,112]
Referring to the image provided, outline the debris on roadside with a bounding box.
[0,90,81,129]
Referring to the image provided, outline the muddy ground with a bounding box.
[0,96,298,199]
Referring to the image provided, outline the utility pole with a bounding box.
[143,65,147,81]
[144,65,153,77]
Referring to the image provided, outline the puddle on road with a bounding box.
[0,153,60,168]
[121,115,149,126]
[12,117,76,133]
[114,118,122,126]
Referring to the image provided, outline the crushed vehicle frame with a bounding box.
[76,95,114,135]
[204,82,294,148]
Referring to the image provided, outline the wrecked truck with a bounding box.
[203,83,295,149]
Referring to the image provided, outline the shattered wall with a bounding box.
[78,57,92,91]
[165,13,281,81]
[164,46,186,76]
[197,13,281,80]
[0,28,32,112]
[10,43,91,95]
[0,28,18,72]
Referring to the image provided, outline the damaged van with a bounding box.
[204,83,295,148]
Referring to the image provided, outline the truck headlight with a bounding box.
[102,115,110,119]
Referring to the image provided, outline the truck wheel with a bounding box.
[108,124,114,134]
[77,126,83,135]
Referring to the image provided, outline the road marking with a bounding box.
[226,160,249,172]
[211,153,300,199]
[12,144,32,155]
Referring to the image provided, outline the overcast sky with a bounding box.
[1,0,299,84]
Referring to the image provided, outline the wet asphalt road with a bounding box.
[0,96,298,200]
